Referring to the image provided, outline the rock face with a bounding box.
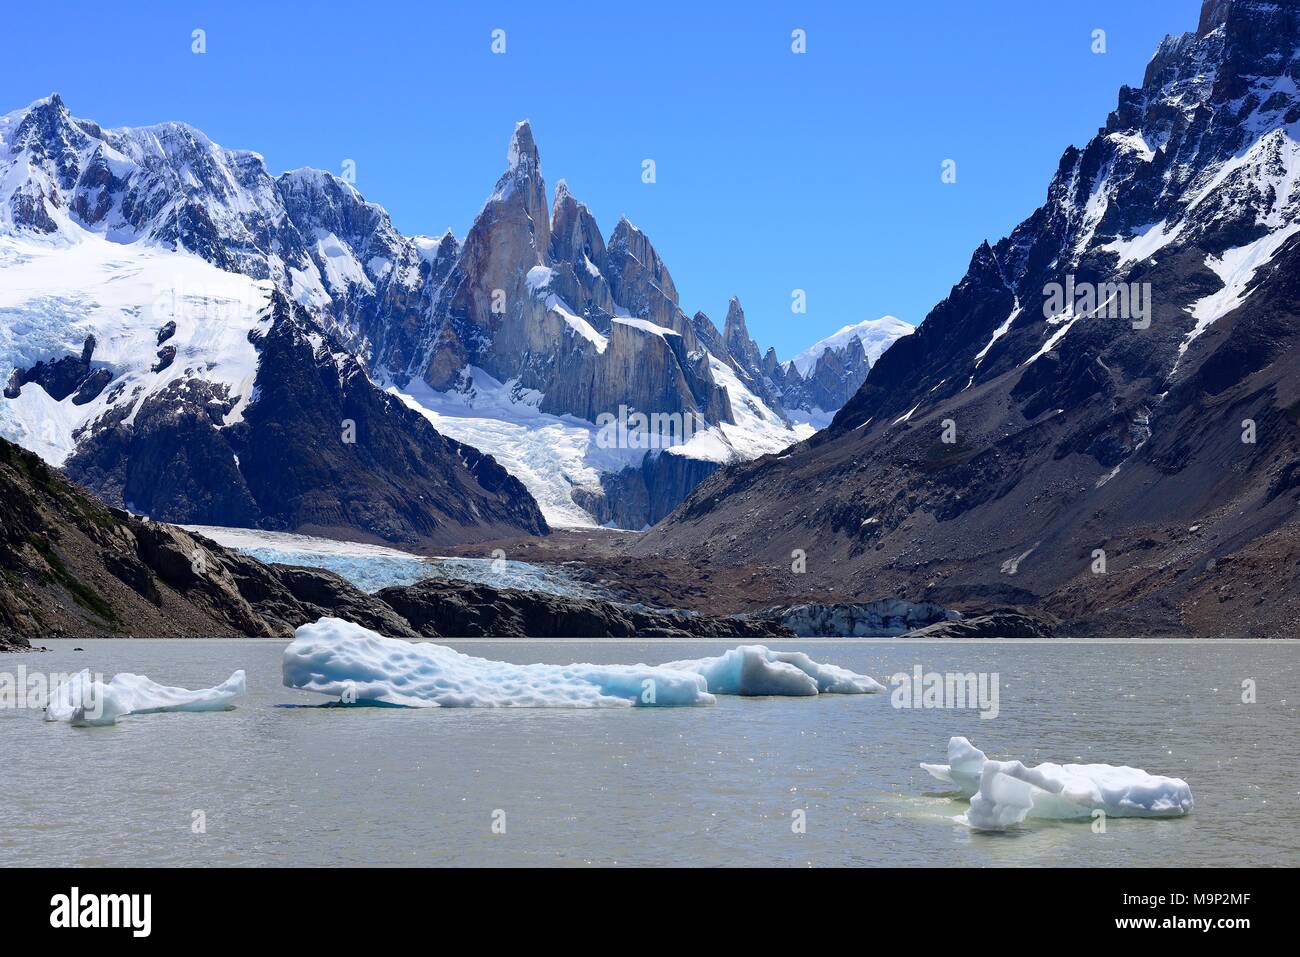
[0,434,416,639]
[640,0,1300,639]
[60,294,548,545]
[574,449,725,529]
[902,613,1055,641]
[376,579,793,640]
[0,631,30,652]
[396,128,795,526]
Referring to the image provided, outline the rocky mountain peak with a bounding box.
[490,119,549,254]
[605,215,681,311]
[723,297,763,371]
[506,119,540,175]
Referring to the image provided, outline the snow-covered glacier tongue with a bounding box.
[921,737,1192,831]
[283,619,885,707]
[45,669,246,727]
[284,618,716,708]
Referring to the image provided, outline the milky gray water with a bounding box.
[3,639,1296,867]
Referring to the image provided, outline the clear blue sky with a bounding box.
[2,0,1200,358]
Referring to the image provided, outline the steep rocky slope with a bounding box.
[0,435,415,638]
[640,0,1300,639]
[0,435,785,642]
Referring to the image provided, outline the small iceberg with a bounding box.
[46,669,247,727]
[283,619,884,708]
[662,646,885,696]
[921,736,1193,831]
[283,618,714,708]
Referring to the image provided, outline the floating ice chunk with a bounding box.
[919,735,988,791]
[283,618,714,708]
[45,669,246,727]
[662,645,885,696]
[921,737,1192,831]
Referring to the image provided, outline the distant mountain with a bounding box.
[640,0,1300,639]
[0,99,890,532]
[780,316,915,422]
[790,316,913,376]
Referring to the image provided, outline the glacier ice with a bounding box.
[0,231,271,466]
[184,525,601,597]
[662,646,885,696]
[921,736,1193,831]
[45,669,246,727]
[283,618,715,708]
[388,365,812,530]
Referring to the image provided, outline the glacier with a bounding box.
[388,365,812,529]
[0,232,271,465]
[45,669,246,727]
[185,525,601,597]
[661,646,885,696]
[283,618,885,707]
[921,736,1193,831]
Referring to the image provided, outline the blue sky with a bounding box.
[2,1,1201,358]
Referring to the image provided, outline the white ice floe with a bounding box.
[283,618,715,708]
[284,620,883,707]
[921,736,1192,831]
[662,646,885,696]
[45,669,246,727]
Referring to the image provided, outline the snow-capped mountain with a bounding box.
[789,316,914,376]
[641,0,1300,639]
[371,122,833,526]
[0,95,547,544]
[0,99,888,531]
[777,315,914,422]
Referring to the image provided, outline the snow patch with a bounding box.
[973,302,1022,367]
[1100,219,1185,267]
[1178,224,1300,364]
[545,294,607,353]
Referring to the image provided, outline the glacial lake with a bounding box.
[3,639,1297,867]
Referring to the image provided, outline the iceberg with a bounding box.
[662,646,886,696]
[46,669,246,727]
[283,618,714,708]
[921,737,1193,831]
[283,620,885,707]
